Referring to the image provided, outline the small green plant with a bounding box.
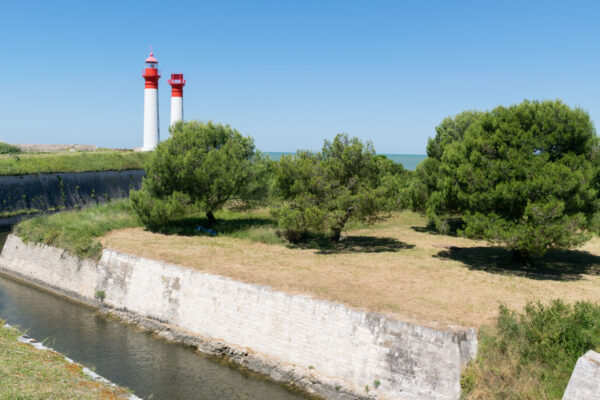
[308,365,314,370]
[373,379,380,389]
[335,385,341,391]
[365,384,369,393]
[95,290,106,302]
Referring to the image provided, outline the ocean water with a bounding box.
[265,152,426,170]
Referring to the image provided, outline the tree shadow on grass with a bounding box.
[291,234,415,255]
[154,215,414,254]
[155,216,277,236]
[411,220,463,237]
[435,246,600,281]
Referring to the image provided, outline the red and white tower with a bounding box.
[142,52,160,151]
[168,74,186,126]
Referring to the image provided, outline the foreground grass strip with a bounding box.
[15,200,142,259]
[462,300,600,400]
[0,322,131,399]
[0,151,150,175]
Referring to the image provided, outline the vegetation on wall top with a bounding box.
[0,151,151,176]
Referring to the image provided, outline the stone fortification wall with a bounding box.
[0,169,144,215]
[0,235,477,400]
[563,350,600,400]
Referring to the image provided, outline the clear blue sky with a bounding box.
[1,1,598,154]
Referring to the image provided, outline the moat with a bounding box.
[0,232,308,400]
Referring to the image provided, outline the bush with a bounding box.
[426,100,599,256]
[131,121,270,228]
[407,111,483,215]
[272,134,403,242]
[463,300,600,399]
[129,190,192,230]
[0,142,22,154]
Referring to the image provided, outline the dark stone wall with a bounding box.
[0,170,145,229]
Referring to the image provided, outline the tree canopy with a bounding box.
[131,121,268,228]
[426,100,599,256]
[272,134,402,242]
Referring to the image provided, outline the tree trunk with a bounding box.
[331,207,354,242]
[206,211,217,226]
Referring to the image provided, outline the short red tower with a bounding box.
[168,73,186,125]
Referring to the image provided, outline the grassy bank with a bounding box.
[14,200,600,329]
[0,151,150,175]
[13,201,600,399]
[0,322,131,399]
[15,201,141,259]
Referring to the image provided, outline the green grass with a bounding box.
[0,207,64,219]
[0,151,150,175]
[13,201,409,259]
[462,300,600,399]
[0,321,130,399]
[15,200,142,259]
[13,201,289,259]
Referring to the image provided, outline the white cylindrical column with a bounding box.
[170,96,183,126]
[143,88,159,150]
[168,74,186,127]
[141,52,160,151]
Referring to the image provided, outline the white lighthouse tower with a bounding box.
[168,73,186,126]
[142,52,160,151]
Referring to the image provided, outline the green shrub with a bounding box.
[272,134,403,242]
[133,121,270,228]
[130,189,191,230]
[0,142,22,154]
[426,100,599,256]
[463,300,600,399]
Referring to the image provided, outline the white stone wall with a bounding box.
[0,235,478,400]
[563,350,600,400]
[0,234,98,300]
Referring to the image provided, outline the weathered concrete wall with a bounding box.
[0,169,144,214]
[563,350,600,400]
[0,235,98,303]
[0,235,477,400]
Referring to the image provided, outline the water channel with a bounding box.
[0,231,309,400]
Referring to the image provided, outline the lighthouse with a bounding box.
[142,52,160,151]
[168,73,186,126]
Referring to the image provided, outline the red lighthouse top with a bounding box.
[145,52,158,63]
[142,52,160,89]
[168,74,186,97]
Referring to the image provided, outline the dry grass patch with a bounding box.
[101,211,600,328]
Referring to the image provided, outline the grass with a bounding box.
[15,200,142,259]
[0,321,130,399]
[13,202,600,398]
[461,300,600,399]
[0,150,150,175]
[100,210,600,329]
[13,202,600,329]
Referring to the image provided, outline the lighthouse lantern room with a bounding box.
[142,52,160,151]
